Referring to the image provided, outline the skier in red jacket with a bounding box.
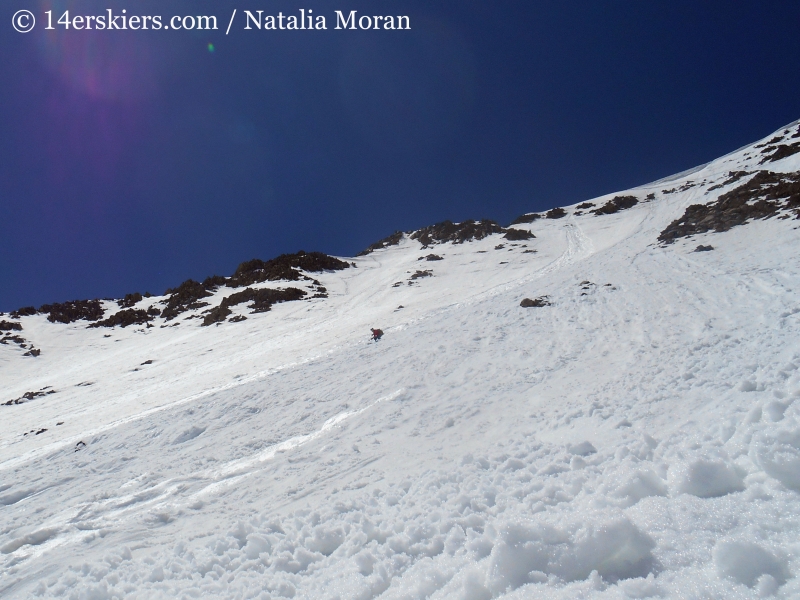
[371,328,383,341]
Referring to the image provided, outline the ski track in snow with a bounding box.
[2,123,800,599]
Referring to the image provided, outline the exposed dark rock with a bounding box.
[230,315,248,323]
[3,388,56,406]
[756,136,785,148]
[227,251,349,287]
[202,305,232,326]
[410,270,432,280]
[694,245,714,252]
[510,213,541,225]
[23,348,41,357]
[161,280,212,321]
[90,309,153,329]
[658,171,800,244]
[228,259,295,285]
[520,296,551,308]
[495,244,505,250]
[6,251,345,329]
[202,275,228,290]
[646,193,656,201]
[708,171,749,192]
[202,287,307,326]
[419,254,443,261]
[576,202,595,210]
[411,220,504,247]
[503,228,535,241]
[1,334,26,346]
[592,195,639,216]
[0,320,22,332]
[357,231,404,256]
[229,286,306,312]
[545,208,567,219]
[39,300,104,324]
[760,142,800,164]
[10,306,36,319]
[117,293,143,308]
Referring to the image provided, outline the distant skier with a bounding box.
[371,328,383,341]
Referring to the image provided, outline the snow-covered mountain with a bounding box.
[2,121,800,599]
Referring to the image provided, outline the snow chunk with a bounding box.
[713,540,787,588]
[304,526,345,556]
[244,534,272,559]
[620,573,664,598]
[568,441,597,456]
[670,457,744,498]
[485,516,656,593]
[752,424,800,491]
[612,469,668,508]
[756,574,780,597]
[740,380,757,392]
[763,400,790,422]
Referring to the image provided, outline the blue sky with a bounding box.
[2,0,799,310]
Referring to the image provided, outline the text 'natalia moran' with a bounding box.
[242,10,410,30]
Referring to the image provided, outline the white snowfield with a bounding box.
[2,122,800,599]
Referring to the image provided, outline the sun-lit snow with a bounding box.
[2,121,800,599]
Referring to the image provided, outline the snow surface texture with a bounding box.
[2,121,800,599]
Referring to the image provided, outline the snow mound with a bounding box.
[714,540,787,589]
[752,421,800,492]
[484,516,656,593]
[670,456,745,498]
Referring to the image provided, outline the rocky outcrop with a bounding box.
[659,171,800,244]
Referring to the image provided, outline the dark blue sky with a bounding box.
[2,1,799,311]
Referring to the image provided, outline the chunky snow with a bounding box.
[2,122,800,599]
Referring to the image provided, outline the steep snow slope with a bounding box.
[1,122,800,599]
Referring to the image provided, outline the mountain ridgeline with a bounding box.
[4,120,800,341]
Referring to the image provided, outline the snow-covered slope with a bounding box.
[2,121,800,599]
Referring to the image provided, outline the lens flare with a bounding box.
[37,0,156,102]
